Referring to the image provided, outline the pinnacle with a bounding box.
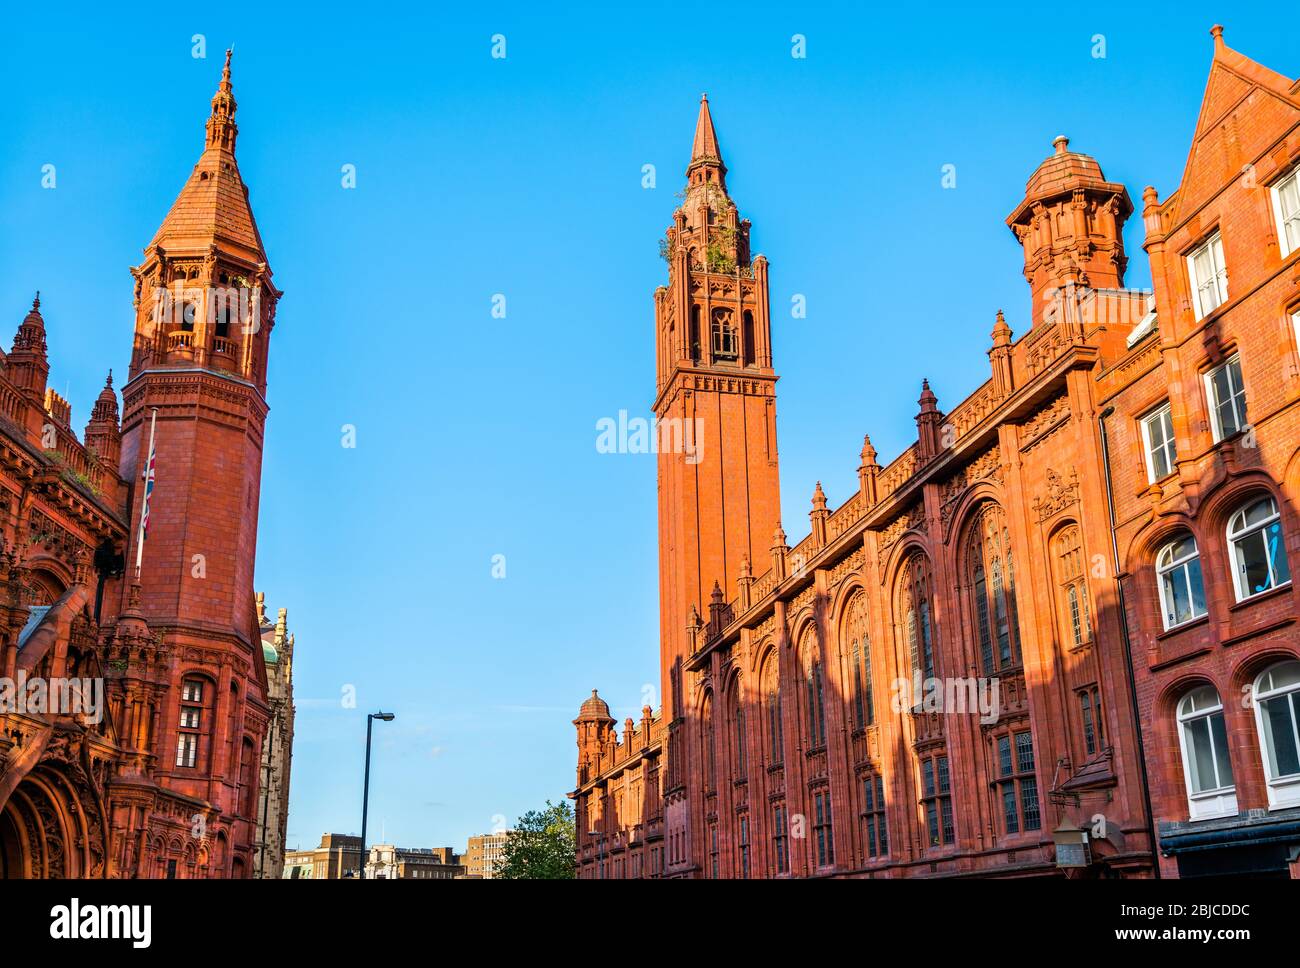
[690,93,724,168]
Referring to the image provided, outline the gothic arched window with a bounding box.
[711,307,738,361]
[239,736,257,816]
[966,505,1022,674]
[1052,525,1091,648]
[702,692,716,794]
[843,594,874,730]
[729,676,747,778]
[800,629,826,749]
[899,553,936,680]
[762,651,783,766]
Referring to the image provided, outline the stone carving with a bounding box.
[1032,466,1081,522]
[939,445,1003,527]
[877,503,926,569]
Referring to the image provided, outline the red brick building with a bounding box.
[0,51,281,878]
[572,26,1300,879]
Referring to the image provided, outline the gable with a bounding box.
[1168,44,1300,229]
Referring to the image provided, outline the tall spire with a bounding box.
[205,48,238,153]
[146,47,266,259]
[687,93,726,186]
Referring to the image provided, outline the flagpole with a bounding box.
[135,407,159,580]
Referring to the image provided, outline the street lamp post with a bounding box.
[359,710,395,879]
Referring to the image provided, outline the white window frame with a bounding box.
[1227,495,1292,602]
[1252,661,1300,809]
[1156,534,1208,630]
[1271,167,1300,259]
[1187,232,1228,319]
[1176,686,1237,820]
[1203,354,1247,442]
[176,732,198,768]
[1140,402,1177,483]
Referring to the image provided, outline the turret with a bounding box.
[1006,136,1133,326]
[9,294,49,405]
[83,372,122,468]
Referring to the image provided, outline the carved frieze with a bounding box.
[1020,392,1071,451]
[938,445,1003,528]
[876,502,926,570]
[828,546,866,588]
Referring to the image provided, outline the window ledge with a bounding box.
[1228,582,1293,614]
[1156,614,1211,641]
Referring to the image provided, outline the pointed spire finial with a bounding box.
[206,48,239,152]
[688,93,726,178]
[860,433,877,466]
[992,309,1012,345]
[32,292,40,311]
[919,378,938,411]
[106,368,113,388]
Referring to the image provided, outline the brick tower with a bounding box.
[118,50,281,854]
[653,95,781,713]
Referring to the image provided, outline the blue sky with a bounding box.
[3,3,1298,853]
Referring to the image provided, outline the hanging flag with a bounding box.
[135,408,159,578]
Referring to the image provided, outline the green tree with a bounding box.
[494,799,576,879]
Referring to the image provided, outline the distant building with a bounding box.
[463,832,511,878]
[284,834,362,879]
[253,593,296,879]
[365,845,464,879]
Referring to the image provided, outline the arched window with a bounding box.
[742,310,756,366]
[729,678,747,778]
[702,693,716,794]
[711,307,738,361]
[689,305,701,363]
[176,675,213,770]
[966,506,1021,673]
[1053,526,1091,648]
[762,653,783,766]
[1156,533,1207,629]
[1227,496,1291,601]
[843,594,874,729]
[1252,661,1300,808]
[801,629,826,749]
[1176,685,1236,819]
[899,553,936,680]
[211,291,237,340]
[239,736,257,816]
